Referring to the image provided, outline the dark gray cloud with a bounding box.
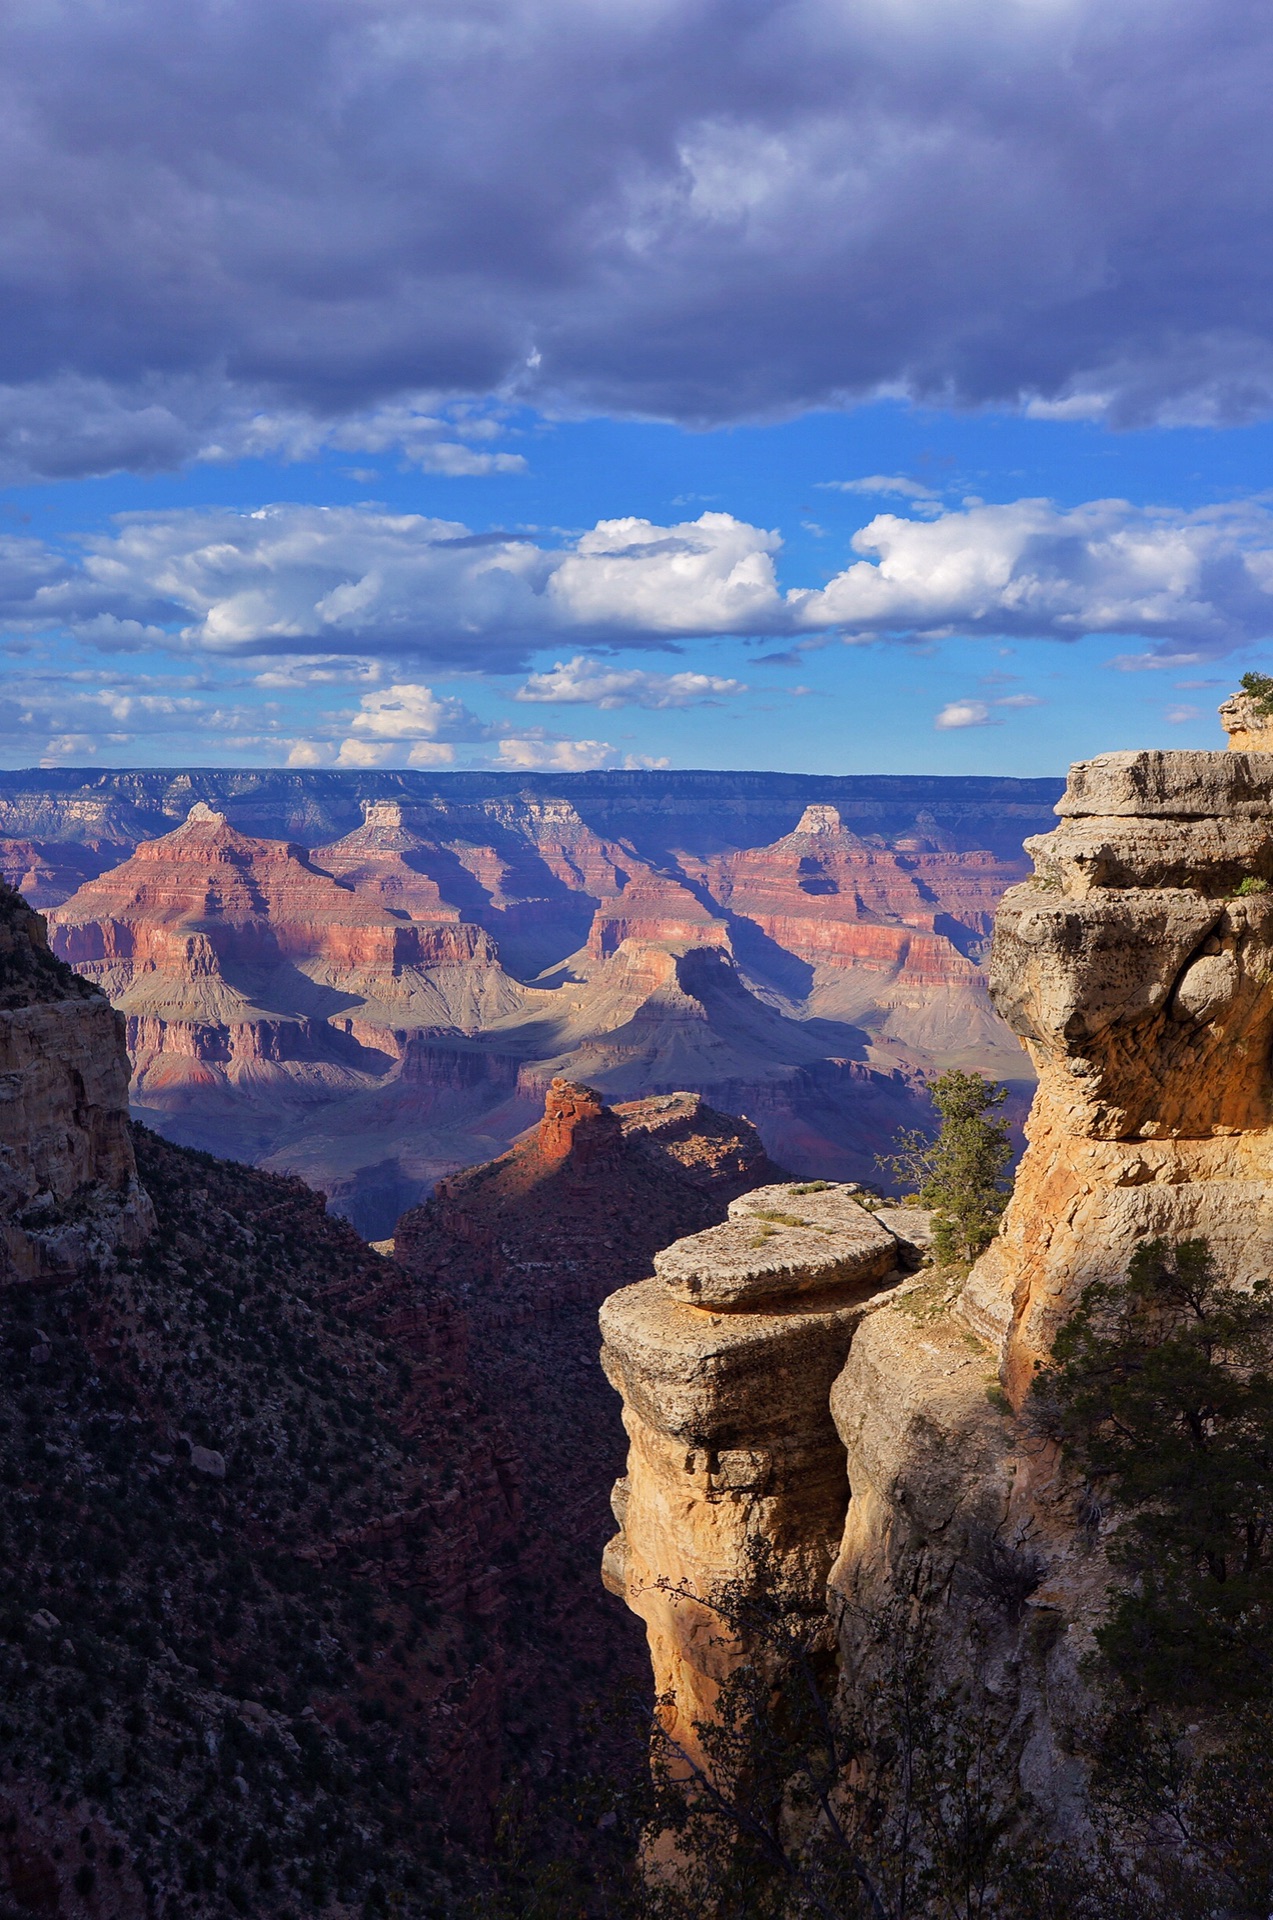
[0,0,1272,472]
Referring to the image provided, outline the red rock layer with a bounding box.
[50,803,435,973]
[693,803,1024,960]
[41,789,1035,1222]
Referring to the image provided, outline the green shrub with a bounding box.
[1032,1236,1273,1708]
[879,1070,1013,1264]
[1240,669,1273,716]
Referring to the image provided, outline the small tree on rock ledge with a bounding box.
[880,1070,1013,1265]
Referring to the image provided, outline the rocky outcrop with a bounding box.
[603,719,1273,1838]
[397,1075,781,1317]
[599,1184,921,1762]
[968,746,1273,1400]
[1219,686,1273,750]
[0,878,150,1280]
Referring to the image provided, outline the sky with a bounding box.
[3,0,1273,779]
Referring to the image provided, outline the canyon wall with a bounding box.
[602,727,1273,1835]
[17,771,1057,1233]
[0,878,151,1280]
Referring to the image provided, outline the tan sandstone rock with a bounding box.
[1219,687,1273,752]
[609,724,1273,1845]
[600,1186,903,1762]
[654,1185,897,1309]
[829,734,1273,1838]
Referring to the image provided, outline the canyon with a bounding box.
[600,712,1273,1883]
[3,714,1270,1910]
[0,856,793,1916]
[0,767,1060,1235]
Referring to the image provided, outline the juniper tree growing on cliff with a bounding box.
[879,1070,1013,1265]
[1029,1235,1273,1919]
[1239,668,1273,714]
[1032,1235,1273,1709]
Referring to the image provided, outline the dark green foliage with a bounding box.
[1032,1236,1273,1708]
[879,1071,1012,1264]
[1239,669,1273,715]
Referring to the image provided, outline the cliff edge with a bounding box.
[0,876,151,1280]
[603,730,1273,1844]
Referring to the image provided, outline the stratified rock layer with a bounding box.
[605,726,1273,1842]
[972,746,1273,1399]
[832,735,1273,1837]
[30,774,1055,1227]
[0,879,150,1279]
[600,1184,916,1761]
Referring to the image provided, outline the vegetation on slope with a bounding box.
[879,1069,1013,1264]
[0,1128,506,1918]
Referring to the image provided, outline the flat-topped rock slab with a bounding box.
[1057,750,1273,820]
[873,1205,934,1257]
[727,1180,874,1232]
[600,1276,887,1443]
[655,1184,897,1308]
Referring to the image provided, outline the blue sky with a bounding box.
[2,0,1272,778]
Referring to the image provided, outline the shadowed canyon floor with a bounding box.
[0,768,1055,1235]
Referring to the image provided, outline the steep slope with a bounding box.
[0,1127,529,1917]
[601,722,1273,1859]
[0,874,546,1917]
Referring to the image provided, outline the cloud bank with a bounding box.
[8,496,1273,667]
[2,0,1273,473]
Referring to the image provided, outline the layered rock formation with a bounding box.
[31,774,1054,1231]
[602,721,1273,1837]
[599,1185,921,1761]
[0,878,151,1280]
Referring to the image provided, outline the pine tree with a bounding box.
[880,1070,1012,1265]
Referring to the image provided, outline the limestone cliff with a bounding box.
[601,722,1273,1839]
[0,876,151,1279]
[599,1185,922,1762]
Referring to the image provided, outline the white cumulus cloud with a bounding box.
[514,654,746,709]
[7,495,1273,672]
[497,737,619,771]
[935,700,994,730]
[547,514,782,635]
